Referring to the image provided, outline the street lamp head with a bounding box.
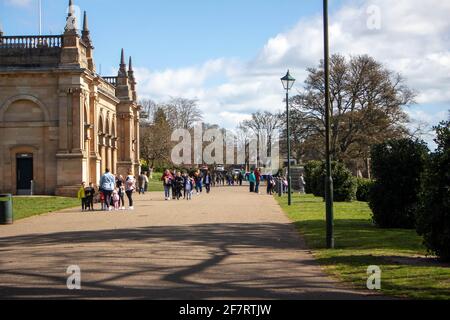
[281,70,296,91]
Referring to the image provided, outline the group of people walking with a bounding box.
[77,168,138,212]
[77,167,304,212]
[266,175,290,195]
[214,171,245,187]
[161,169,213,201]
[248,168,291,196]
[248,168,262,194]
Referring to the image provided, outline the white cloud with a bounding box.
[136,0,450,132]
[406,109,448,127]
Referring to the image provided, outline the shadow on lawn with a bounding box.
[314,254,450,298]
[0,223,378,300]
[292,219,424,252]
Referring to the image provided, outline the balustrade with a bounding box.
[0,35,63,49]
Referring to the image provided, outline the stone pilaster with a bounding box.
[71,88,83,153]
[57,89,70,153]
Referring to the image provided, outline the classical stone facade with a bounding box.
[0,2,140,196]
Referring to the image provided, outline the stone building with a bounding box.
[0,1,141,196]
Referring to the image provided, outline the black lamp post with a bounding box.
[281,70,296,206]
[323,0,335,249]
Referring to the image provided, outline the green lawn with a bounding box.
[276,194,450,300]
[148,172,164,192]
[13,197,80,221]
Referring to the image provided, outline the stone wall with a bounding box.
[0,72,60,194]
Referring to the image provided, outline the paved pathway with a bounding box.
[0,187,379,299]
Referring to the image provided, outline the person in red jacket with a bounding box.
[254,168,262,194]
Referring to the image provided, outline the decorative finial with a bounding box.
[129,57,133,71]
[121,49,126,65]
[65,0,77,33]
[83,11,88,31]
[118,49,127,77]
[128,56,135,81]
[68,0,75,17]
[81,11,93,45]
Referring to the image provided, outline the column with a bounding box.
[112,138,118,174]
[99,134,106,174]
[106,136,112,171]
[71,88,83,153]
[57,89,69,153]
[89,93,100,184]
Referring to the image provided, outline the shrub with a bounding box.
[416,120,450,261]
[320,162,357,202]
[140,164,150,173]
[304,160,357,202]
[369,138,429,229]
[356,178,374,202]
[304,161,323,195]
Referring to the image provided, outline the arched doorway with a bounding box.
[0,96,49,195]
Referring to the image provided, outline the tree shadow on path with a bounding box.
[0,223,382,300]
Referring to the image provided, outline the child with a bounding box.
[84,182,95,211]
[203,171,212,194]
[267,175,274,195]
[185,176,194,201]
[175,172,184,200]
[283,177,289,194]
[119,185,126,210]
[99,190,106,211]
[77,182,86,212]
[112,188,120,211]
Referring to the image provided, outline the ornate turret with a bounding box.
[128,57,134,79]
[116,49,132,100]
[64,0,78,34]
[128,57,137,101]
[80,12,95,72]
[81,11,93,47]
[60,0,89,69]
[118,48,128,78]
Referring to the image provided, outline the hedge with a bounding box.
[416,120,450,261]
[304,160,357,202]
[356,178,374,202]
[304,161,323,195]
[369,138,429,229]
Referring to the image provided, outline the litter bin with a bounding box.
[0,194,13,225]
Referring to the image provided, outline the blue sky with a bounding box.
[1,0,342,70]
[1,0,449,149]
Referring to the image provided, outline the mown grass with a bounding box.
[13,197,80,221]
[276,194,450,300]
[148,172,164,192]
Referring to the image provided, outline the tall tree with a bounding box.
[139,99,158,124]
[164,97,203,129]
[236,123,253,169]
[140,108,173,168]
[289,54,415,170]
[243,111,282,167]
